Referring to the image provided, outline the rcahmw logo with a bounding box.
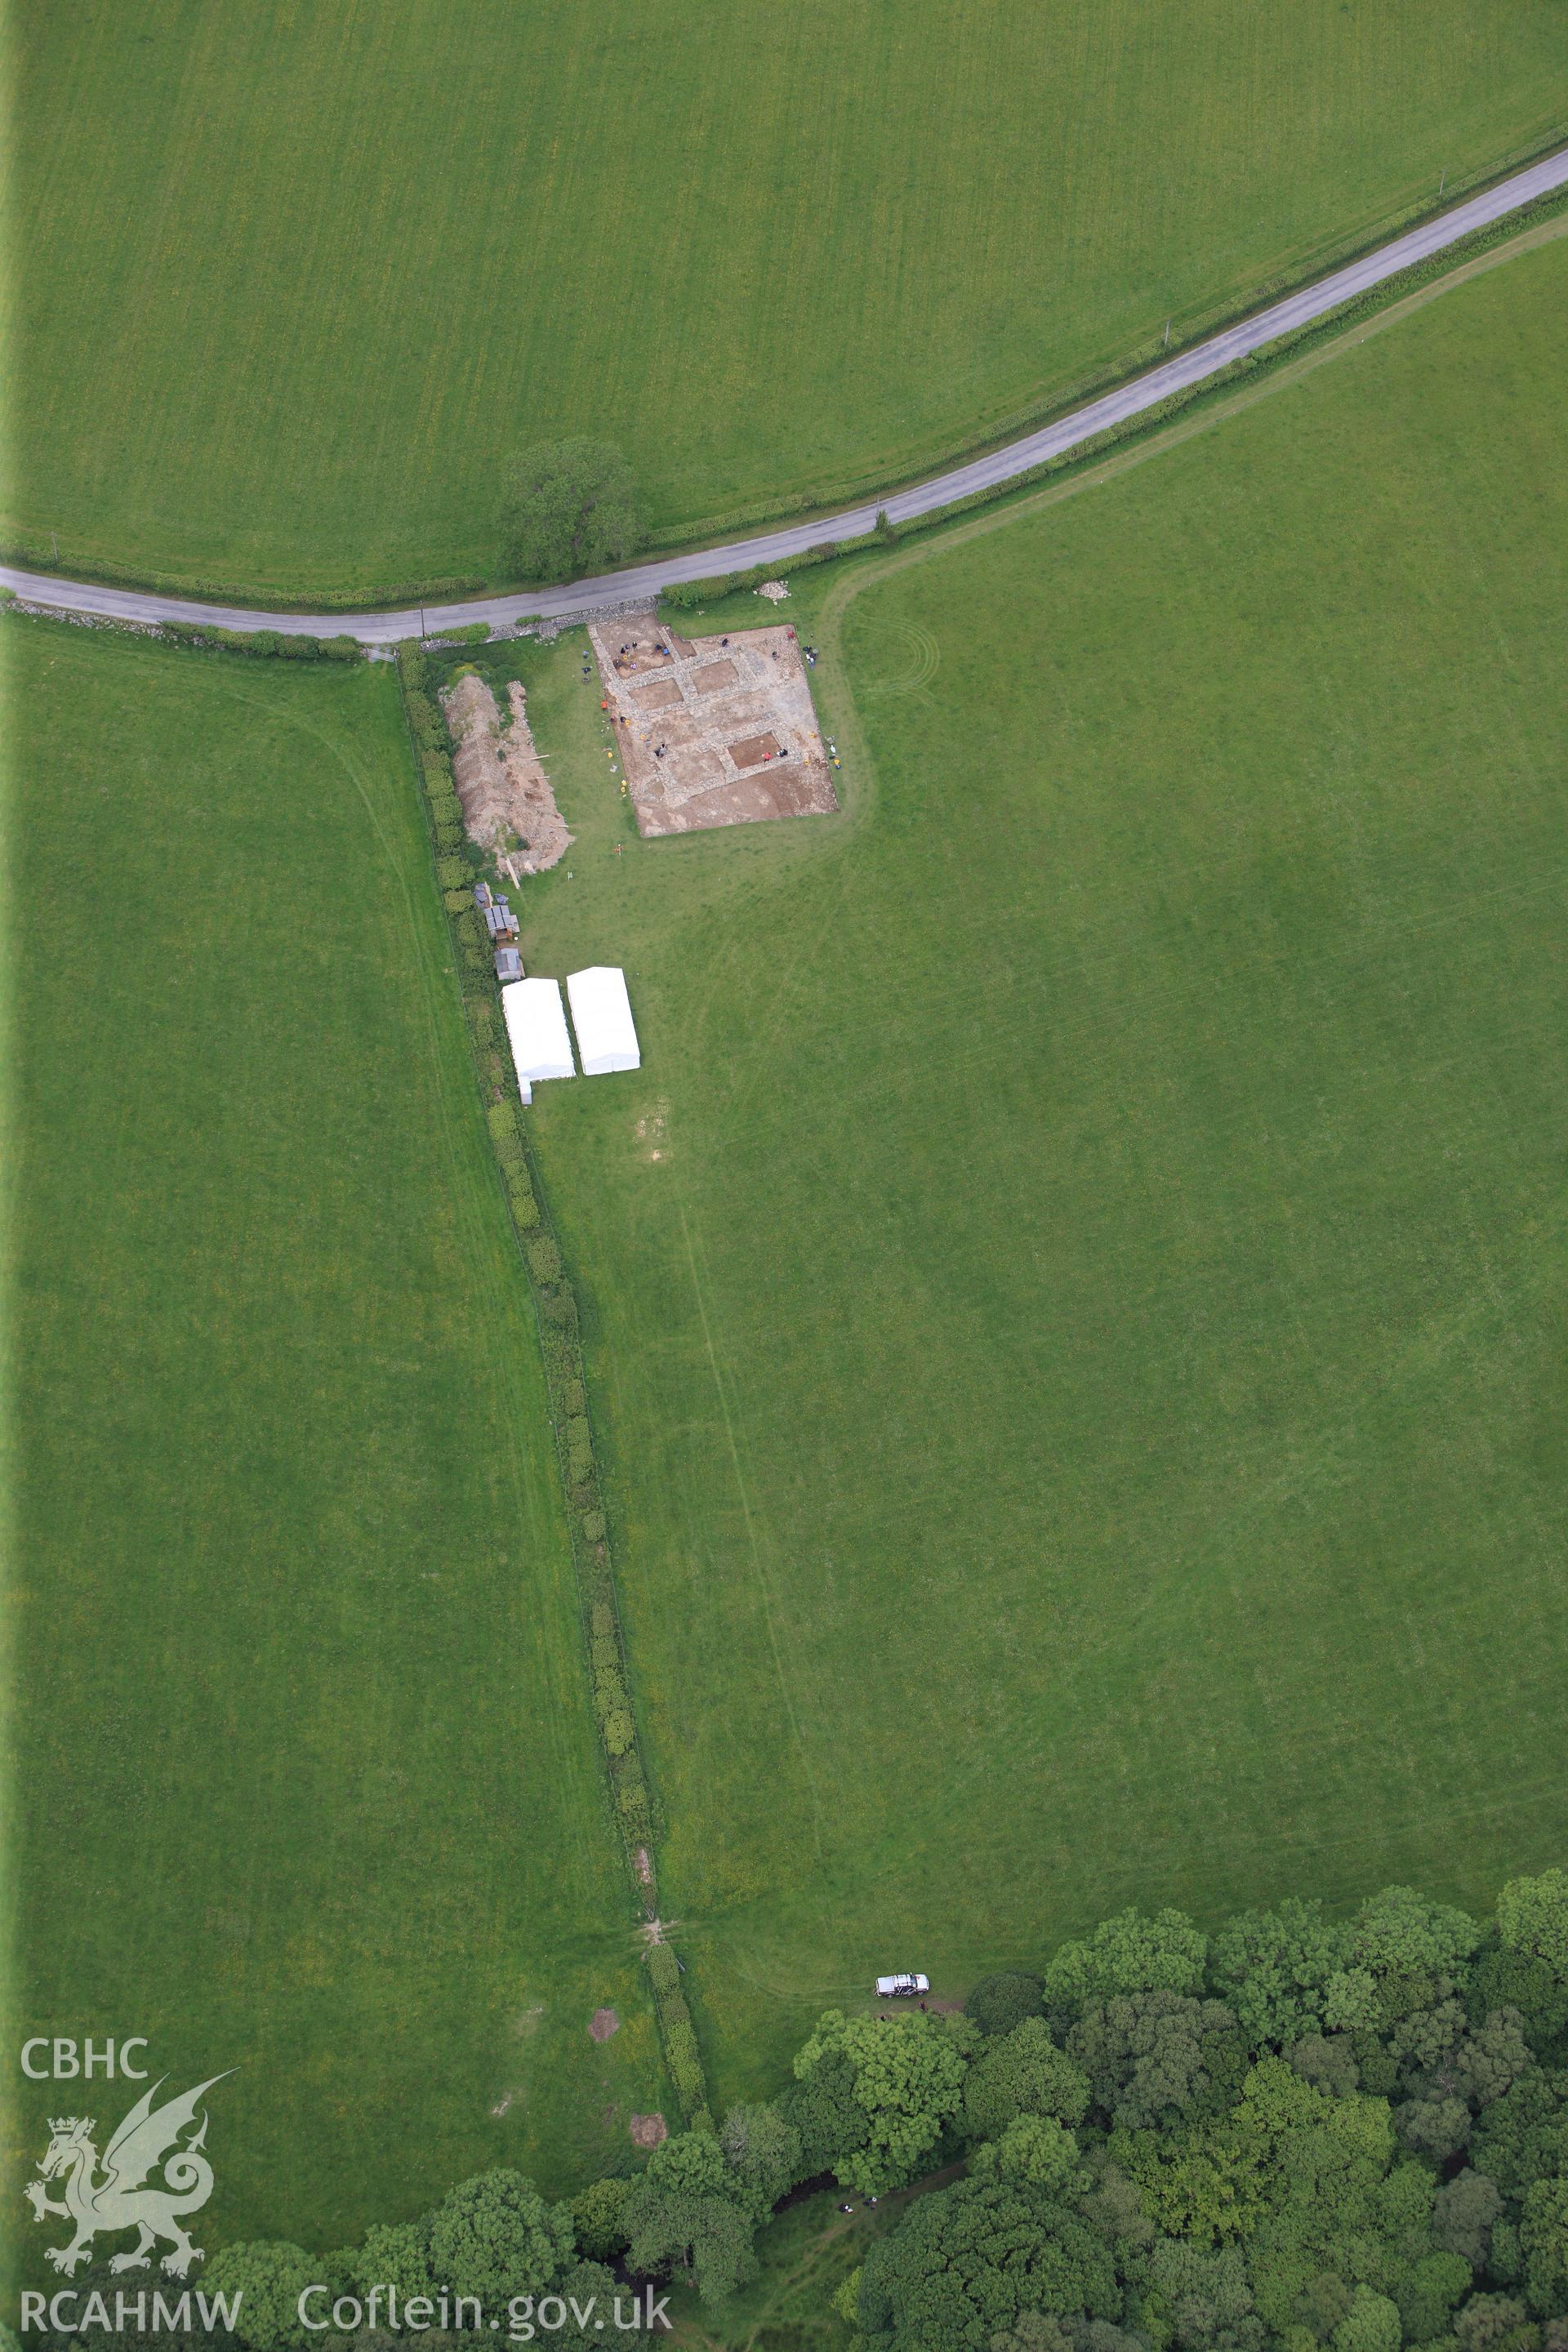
[20,2038,234,2296]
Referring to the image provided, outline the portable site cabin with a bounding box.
[874,1973,930,1998]
[494,947,523,983]
[566,966,641,1076]
[501,977,575,1104]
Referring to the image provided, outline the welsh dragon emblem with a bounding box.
[24,2074,230,2278]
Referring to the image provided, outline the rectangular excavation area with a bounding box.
[589,609,837,836]
[728,732,782,769]
[442,671,572,875]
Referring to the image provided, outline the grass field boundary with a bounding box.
[392,644,715,2135]
[0,593,387,666]
[7,123,1566,616]
[34,176,1538,663]
[661,180,1568,638]
[0,549,488,615]
[640,115,1568,560]
[5,602,697,2231]
[889,178,1568,539]
[792,200,1568,854]
[690,194,1568,840]
[517,229,1568,2112]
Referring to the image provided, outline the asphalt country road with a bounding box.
[7,145,1568,645]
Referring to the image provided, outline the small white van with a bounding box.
[874,1973,930,1998]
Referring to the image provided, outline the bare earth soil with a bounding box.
[443,671,572,871]
[589,610,837,835]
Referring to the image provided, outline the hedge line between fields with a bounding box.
[660,548,851,608]
[0,591,372,668]
[0,542,487,613]
[154,617,491,660]
[157,621,363,661]
[394,644,713,2134]
[0,598,501,668]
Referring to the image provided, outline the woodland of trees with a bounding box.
[21,1871,1568,2352]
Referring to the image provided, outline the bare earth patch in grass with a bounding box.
[590,610,835,836]
[443,670,572,873]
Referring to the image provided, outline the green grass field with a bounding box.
[1,629,666,2259]
[511,231,1568,2112]
[4,0,1566,597]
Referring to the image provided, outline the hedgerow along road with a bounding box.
[7,141,1567,644]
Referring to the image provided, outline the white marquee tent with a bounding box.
[566,966,641,1076]
[501,978,576,1102]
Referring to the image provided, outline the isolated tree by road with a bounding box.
[501,439,641,583]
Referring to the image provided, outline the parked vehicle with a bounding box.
[874,1972,929,1998]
